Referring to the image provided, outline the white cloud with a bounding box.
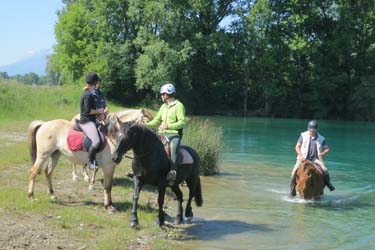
[26,50,36,55]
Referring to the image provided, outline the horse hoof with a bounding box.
[88,185,94,190]
[106,205,117,214]
[185,217,193,223]
[84,176,90,182]
[50,195,57,200]
[130,221,138,228]
[72,176,78,181]
[175,215,183,225]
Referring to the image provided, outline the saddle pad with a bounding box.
[177,147,194,165]
[67,129,84,151]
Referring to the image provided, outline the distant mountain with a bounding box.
[0,49,50,76]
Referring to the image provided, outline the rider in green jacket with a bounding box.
[146,83,186,185]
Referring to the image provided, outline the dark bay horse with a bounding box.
[27,115,121,212]
[295,160,325,200]
[112,121,203,227]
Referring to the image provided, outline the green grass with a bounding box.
[184,118,223,175]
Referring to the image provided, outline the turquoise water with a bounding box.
[179,117,375,250]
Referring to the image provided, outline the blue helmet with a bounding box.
[307,120,318,130]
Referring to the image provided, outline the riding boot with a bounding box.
[290,173,297,197]
[324,173,335,191]
[87,145,98,170]
[166,162,177,186]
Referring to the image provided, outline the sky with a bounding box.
[0,1,64,67]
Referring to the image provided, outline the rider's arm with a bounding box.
[146,106,163,128]
[319,141,330,158]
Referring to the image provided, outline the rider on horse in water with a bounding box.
[146,83,186,186]
[290,120,335,197]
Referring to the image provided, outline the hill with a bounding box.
[0,49,50,76]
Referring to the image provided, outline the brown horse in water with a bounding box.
[27,115,121,212]
[295,160,325,200]
[70,108,153,188]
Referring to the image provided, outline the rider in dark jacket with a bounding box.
[79,72,104,170]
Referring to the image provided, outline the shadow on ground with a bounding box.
[183,219,272,241]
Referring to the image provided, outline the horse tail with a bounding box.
[194,177,203,207]
[28,120,44,164]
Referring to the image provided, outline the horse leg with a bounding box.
[72,162,79,181]
[171,185,184,224]
[157,183,167,226]
[28,156,49,199]
[184,178,196,220]
[130,176,143,228]
[102,164,116,213]
[83,163,90,182]
[45,151,61,200]
[88,167,98,190]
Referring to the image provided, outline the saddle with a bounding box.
[312,162,324,176]
[67,120,106,152]
[299,160,324,177]
[159,135,193,165]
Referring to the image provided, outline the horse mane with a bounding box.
[116,109,138,117]
[140,108,153,121]
[124,121,160,144]
[104,113,120,138]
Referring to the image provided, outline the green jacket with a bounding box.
[146,100,186,134]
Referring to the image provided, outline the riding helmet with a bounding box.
[160,83,176,95]
[86,72,100,85]
[307,120,318,130]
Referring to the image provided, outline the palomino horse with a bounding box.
[27,115,121,212]
[70,108,153,188]
[295,160,325,200]
[112,121,203,227]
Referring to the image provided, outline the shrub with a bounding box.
[183,118,223,175]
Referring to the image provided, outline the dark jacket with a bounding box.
[80,90,96,124]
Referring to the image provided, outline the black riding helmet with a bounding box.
[307,120,318,130]
[86,72,100,85]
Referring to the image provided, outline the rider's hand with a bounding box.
[159,124,168,130]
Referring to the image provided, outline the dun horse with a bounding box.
[27,116,121,212]
[295,160,325,200]
[112,121,203,227]
[70,108,153,188]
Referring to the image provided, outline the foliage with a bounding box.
[184,118,223,175]
[33,0,375,120]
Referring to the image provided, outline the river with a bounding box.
[178,117,375,250]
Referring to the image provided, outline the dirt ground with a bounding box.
[0,210,87,250]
